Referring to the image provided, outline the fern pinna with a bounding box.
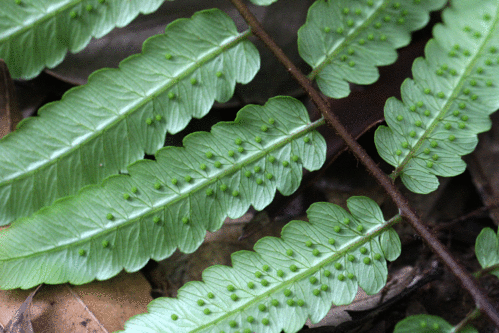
[120,0,499,331]
[0,0,498,332]
[120,196,401,333]
[298,0,446,98]
[0,0,446,227]
[0,96,325,289]
[375,0,499,194]
[394,225,499,333]
[475,227,499,279]
[0,0,165,79]
[0,9,259,226]
[394,314,479,333]
[0,0,440,288]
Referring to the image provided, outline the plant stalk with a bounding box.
[452,308,481,333]
[228,0,499,327]
[474,263,499,279]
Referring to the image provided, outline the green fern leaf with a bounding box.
[0,96,325,290]
[394,314,478,333]
[374,0,499,194]
[298,0,446,99]
[119,196,400,333]
[476,227,499,279]
[0,9,259,226]
[248,0,278,5]
[0,0,168,79]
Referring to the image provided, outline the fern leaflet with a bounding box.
[0,0,168,79]
[476,227,499,279]
[0,96,325,290]
[374,0,499,194]
[298,0,446,99]
[248,0,279,5]
[119,196,401,333]
[0,9,259,226]
[394,314,478,333]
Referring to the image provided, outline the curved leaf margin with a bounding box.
[0,96,326,290]
[476,227,499,279]
[120,196,401,333]
[298,0,446,99]
[0,0,169,79]
[0,8,260,226]
[248,0,279,5]
[394,314,478,333]
[375,0,499,193]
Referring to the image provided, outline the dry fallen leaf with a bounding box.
[0,59,22,139]
[1,284,42,333]
[305,266,418,330]
[148,211,293,298]
[239,211,271,241]
[0,272,152,332]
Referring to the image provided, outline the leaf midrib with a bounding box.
[0,0,81,42]
[1,117,326,261]
[0,30,252,187]
[308,0,390,80]
[188,215,402,332]
[391,7,499,179]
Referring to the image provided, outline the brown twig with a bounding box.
[474,263,499,279]
[434,203,499,231]
[453,308,481,332]
[228,0,499,327]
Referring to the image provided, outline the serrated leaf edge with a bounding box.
[0,96,326,289]
[120,197,402,333]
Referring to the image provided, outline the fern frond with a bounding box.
[0,0,167,79]
[119,196,401,333]
[0,9,259,226]
[394,314,478,333]
[476,227,499,279]
[0,96,326,290]
[297,0,446,99]
[374,0,499,194]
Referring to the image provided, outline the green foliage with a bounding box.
[374,0,499,194]
[0,96,326,289]
[476,227,499,278]
[394,314,478,333]
[0,0,167,79]
[248,0,279,5]
[298,0,446,98]
[0,9,259,226]
[120,196,401,333]
[0,0,498,331]
[115,1,499,331]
